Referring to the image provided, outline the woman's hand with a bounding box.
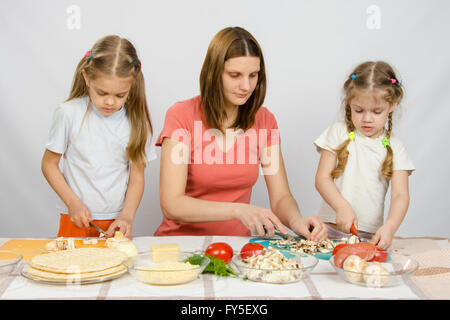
[234,204,288,237]
[335,203,358,234]
[67,199,91,229]
[106,217,133,238]
[290,216,328,242]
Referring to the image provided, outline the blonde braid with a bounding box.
[381,112,394,178]
[331,104,355,179]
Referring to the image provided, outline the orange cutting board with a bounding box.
[0,240,51,261]
[74,239,107,249]
[0,239,107,261]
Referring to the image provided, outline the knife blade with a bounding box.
[274,230,307,241]
[89,221,108,237]
[262,225,307,241]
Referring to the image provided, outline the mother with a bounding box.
[154,26,327,240]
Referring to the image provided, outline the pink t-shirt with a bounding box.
[154,95,280,236]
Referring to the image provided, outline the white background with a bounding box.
[0,0,448,238]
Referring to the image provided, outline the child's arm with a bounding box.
[106,162,145,238]
[371,170,410,249]
[41,149,91,228]
[315,149,358,233]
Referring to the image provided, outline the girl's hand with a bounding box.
[370,223,396,250]
[106,217,133,239]
[335,203,358,234]
[290,216,328,242]
[235,205,288,237]
[68,199,91,229]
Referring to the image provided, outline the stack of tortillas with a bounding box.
[26,248,128,282]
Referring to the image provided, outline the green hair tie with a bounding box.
[382,137,390,147]
[348,131,355,141]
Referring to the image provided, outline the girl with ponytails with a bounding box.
[42,35,154,238]
[314,61,415,249]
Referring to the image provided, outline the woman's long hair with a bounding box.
[199,26,267,133]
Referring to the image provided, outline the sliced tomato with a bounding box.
[368,247,389,262]
[205,242,234,264]
[240,243,265,260]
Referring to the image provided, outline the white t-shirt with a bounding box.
[45,96,156,220]
[314,121,415,233]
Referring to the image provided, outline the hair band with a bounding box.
[351,74,357,80]
[84,50,93,61]
[348,131,355,141]
[390,78,403,87]
[131,60,137,67]
[382,137,390,147]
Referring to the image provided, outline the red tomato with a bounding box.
[240,243,265,260]
[205,242,233,264]
[368,247,389,262]
[332,244,348,256]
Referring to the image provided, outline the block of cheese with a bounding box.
[149,243,180,263]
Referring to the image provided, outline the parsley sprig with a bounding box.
[184,254,237,277]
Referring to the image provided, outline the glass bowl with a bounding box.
[0,251,23,283]
[232,248,318,284]
[123,251,210,285]
[329,253,419,288]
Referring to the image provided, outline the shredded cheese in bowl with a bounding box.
[136,261,200,285]
[125,252,210,286]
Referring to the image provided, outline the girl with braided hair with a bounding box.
[314,61,415,249]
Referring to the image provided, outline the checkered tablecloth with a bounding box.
[1,236,449,300]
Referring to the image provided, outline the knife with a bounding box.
[89,221,108,237]
[274,230,307,241]
[262,225,307,241]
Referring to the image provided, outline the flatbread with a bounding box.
[30,248,127,273]
[25,264,127,281]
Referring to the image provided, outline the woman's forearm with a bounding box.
[161,194,246,223]
[270,193,302,228]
